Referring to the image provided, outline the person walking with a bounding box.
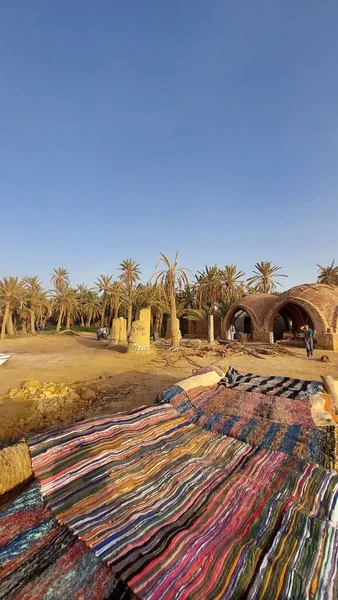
[301,324,314,357]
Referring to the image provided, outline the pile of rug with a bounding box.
[27,403,338,600]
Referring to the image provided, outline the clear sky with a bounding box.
[1,1,337,289]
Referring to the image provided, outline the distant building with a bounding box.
[184,284,338,350]
[224,284,338,350]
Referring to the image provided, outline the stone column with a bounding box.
[117,317,127,342]
[127,308,151,353]
[110,317,127,344]
[208,314,214,343]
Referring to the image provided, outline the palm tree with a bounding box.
[136,283,163,333]
[176,284,197,310]
[222,265,245,303]
[76,284,89,327]
[53,286,79,330]
[195,266,222,311]
[95,275,113,326]
[0,277,25,338]
[36,294,52,329]
[317,260,338,285]
[107,281,123,323]
[247,261,287,294]
[151,252,190,347]
[22,276,44,334]
[119,259,141,334]
[83,291,102,327]
[51,267,70,292]
[195,265,222,342]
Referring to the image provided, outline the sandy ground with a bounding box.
[1,334,338,443]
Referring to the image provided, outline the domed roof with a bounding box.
[279,283,338,304]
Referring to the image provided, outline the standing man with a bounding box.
[228,324,236,341]
[301,324,314,357]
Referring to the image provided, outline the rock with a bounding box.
[45,384,56,394]
[22,379,41,391]
[37,400,45,413]
[81,389,96,401]
[12,391,32,403]
[67,392,81,402]
[8,388,19,398]
[87,381,108,392]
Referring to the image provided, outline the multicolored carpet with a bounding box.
[157,366,338,469]
[0,482,134,600]
[168,388,338,469]
[28,404,338,600]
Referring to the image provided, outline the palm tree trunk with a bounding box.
[30,310,36,335]
[170,288,180,347]
[113,302,119,319]
[127,303,133,334]
[8,312,14,336]
[101,300,107,327]
[1,302,10,339]
[86,310,92,327]
[56,309,63,332]
[66,312,71,329]
[80,315,84,327]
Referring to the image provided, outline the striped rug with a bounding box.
[0,482,133,599]
[169,388,338,469]
[221,366,324,398]
[28,404,338,599]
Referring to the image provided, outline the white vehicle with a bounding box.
[0,353,10,366]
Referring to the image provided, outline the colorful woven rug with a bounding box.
[169,389,338,469]
[221,366,324,398]
[0,482,134,600]
[28,404,338,600]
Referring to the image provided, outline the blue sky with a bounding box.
[1,1,337,289]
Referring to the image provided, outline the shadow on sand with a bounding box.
[75,335,128,353]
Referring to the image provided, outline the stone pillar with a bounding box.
[117,317,127,342]
[127,308,151,353]
[110,317,127,345]
[208,314,214,343]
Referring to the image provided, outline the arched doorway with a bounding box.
[231,309,253,338]
[272,302,314,342]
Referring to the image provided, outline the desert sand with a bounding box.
[1,334,338,444]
